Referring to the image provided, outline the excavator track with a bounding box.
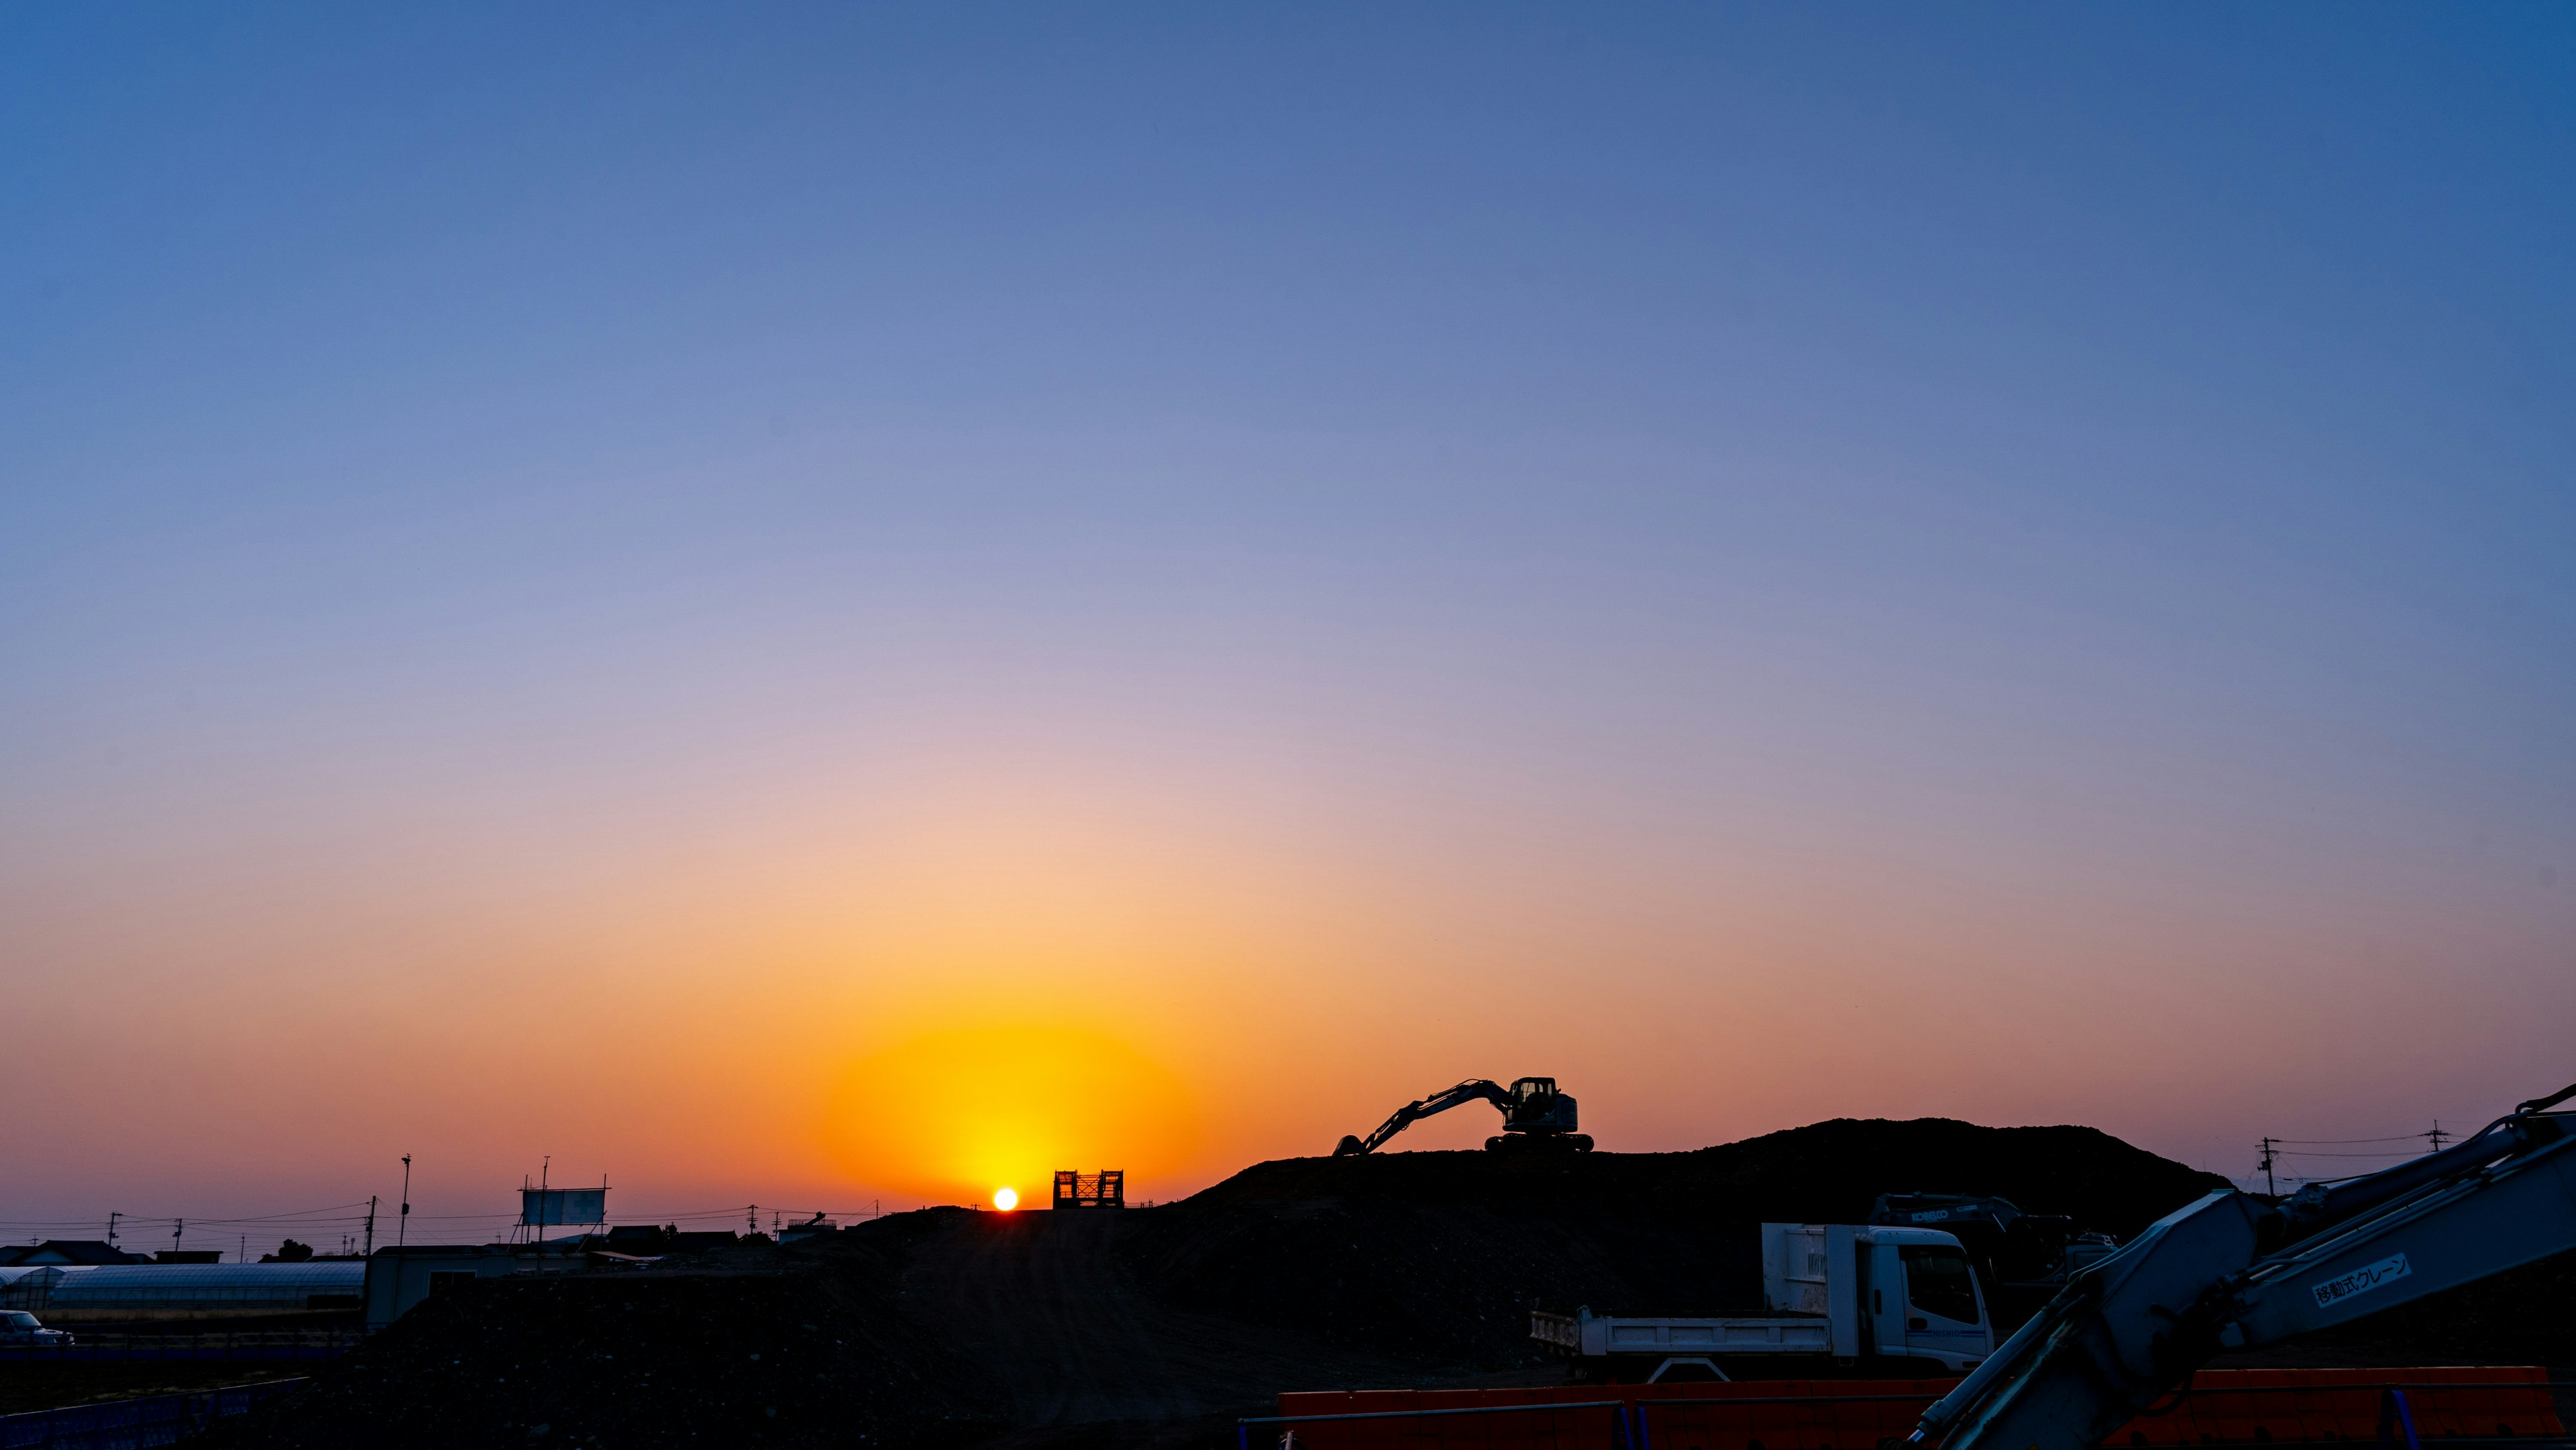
[1484,1133,1593,1154]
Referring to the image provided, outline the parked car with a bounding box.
[0,1310,72,1347]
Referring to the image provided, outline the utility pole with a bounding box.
[238,1235,246,1264]
[748,1204,757,1236]
[2425,1121,2450,1153]
[364,1196,377,1257]
[172,1218,183,1259]
[107,1212,120,1248]
[398,1155,413,1247]
[2257,1137,2281,1196]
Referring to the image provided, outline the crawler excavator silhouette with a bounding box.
[1334,1077,1593,1155]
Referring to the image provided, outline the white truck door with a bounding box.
[1896,1242,1990,1369]
[1864,1239,1910,1358]
[1823,1225,1860,1358]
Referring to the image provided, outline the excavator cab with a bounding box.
[1501,1078,1576,1131]
[1491,1078,1591,1152]
[1870,1194,2081,1292]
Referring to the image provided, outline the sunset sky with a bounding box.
[5,6,2572,1248]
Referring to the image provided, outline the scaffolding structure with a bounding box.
[1051,1170,1124,1210]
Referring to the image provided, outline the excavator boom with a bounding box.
[1335,1080,1513,1156]
[1333,1076,1590,1155]
[1915,1082,2576,1450]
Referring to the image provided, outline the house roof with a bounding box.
[0,1241,146,1266]
[56,1262,364,1291]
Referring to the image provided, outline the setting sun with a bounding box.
[993,1186,1018,1211]
[826,1025,1199,1202]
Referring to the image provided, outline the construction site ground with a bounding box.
[181,1118,2576,1450]
[0,1361,309,1418]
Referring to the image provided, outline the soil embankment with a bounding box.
[207,1115,2573,1450]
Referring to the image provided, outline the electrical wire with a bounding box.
[2269,1135,2434,1145]
[0,1201,374,1228]
[2,1200,900,1244]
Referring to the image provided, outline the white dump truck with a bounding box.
[1530,1223,1994,1379]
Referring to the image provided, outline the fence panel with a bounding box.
[1273,1369,2568,1450]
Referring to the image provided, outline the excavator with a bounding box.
[1909,1078,2576,1450]
[1334,1077,1593,1155]
[1871,1193,2120,1328]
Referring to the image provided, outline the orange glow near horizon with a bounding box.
[824,1025,1201,1206]
[5,743,2568,1221]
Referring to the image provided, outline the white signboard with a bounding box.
[521,1188,608,1228]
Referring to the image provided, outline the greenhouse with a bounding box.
[0,1262,363,1312]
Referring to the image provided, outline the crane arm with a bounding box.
[1914,1083,2576,1450]
[1334,1080,1513,1155]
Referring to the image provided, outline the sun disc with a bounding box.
[993,1186,1018,1211]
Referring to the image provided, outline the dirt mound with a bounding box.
[1187,1119,2228,1236]
[191,1118,2240,1449]
[1127,1118,2229,1367]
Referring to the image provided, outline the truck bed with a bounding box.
[1532,1308,1835,1357]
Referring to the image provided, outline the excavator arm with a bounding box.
[1334,1080,1513,1155]
[1912,1082,2576,1450]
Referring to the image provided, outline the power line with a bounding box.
[1,1200,902,1237]
[2254,1117,2478,1174]
[2268,1135,2429,1145]
[0,1202,376,1229]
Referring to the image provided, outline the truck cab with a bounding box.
[1862,1228,1990,1371]
[1763,1223,1994,1373]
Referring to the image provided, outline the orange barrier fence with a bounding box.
[1269,1387,1643,1450]
[1628,1381,1955,1450]
[2106,1367,2563,1446]
[1264,1369,2568,1450]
